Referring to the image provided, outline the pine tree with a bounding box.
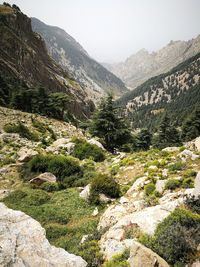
[136,128,152,150]
[182,106,200,141]
[154,113,180,148]
[90,94,132,151]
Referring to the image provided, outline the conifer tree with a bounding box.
[136,128,152,150]
[153,113,180,148]
[182,106,200,141]
[90,94,132,151]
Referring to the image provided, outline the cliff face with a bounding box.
[106,36,200,89]
[0,5,94,118]
[31,18,128,102]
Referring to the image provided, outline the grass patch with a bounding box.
[3,188,100,255]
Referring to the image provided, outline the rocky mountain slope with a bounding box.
[105,35,200,89]
[0,4,94,119]
[116,52,200,129]
[0,106,200,266]
[31,18,128,101]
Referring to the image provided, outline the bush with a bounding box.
[40,182,60,192]
[4,122,39,141]
[183,170,197,178]
[72,139,105,162]
[153,209,200,264]
[182,177,194,188]
[144,183,156,196]
[104,250,130,267]
[165,179,181,190]
[141,208,200,265]
[90,174,120,204]
[26,154,82,184]
[168,162,185,172]
[184,195,200,214]
[79,240,103,267]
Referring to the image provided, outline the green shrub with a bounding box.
[184,195,200,214]
[90,174,120,204]
[104,249,130,267]
[168,162,185,172]
[165,179,181,190]
[182,178,194,188]
[79,240,103,267]
[183,170,197,178]
[144,183,156,196]
[4,122,39,141]
[72,139,105,162]
[25,154,82,184]
[40,182,60,192]
[152,209,200,265]
[32,119,46,133]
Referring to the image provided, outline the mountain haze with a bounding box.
[105,35,200,89]
[31,18,128,102]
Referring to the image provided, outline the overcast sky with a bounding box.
[2,0,200,63]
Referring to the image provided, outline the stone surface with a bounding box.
[0,203,87,267]
[178,149,199,162]
[79,184,91,200]
[194,171,200,197]
[92,207,99,216]
[128,241,170,267]
[30,172,57,185]
[127,176,147,196]
[162,147,179,152]
[88,138,105,150]
[17,147,38,162]
[156,180,166,194]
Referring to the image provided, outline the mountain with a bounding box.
[31,18,128,101]
[116,52,200,129]
[0,4,98,119]
[105,36,200,89]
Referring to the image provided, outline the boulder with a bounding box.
[156,180,166,194]
[194,171,200,197]
[18,147,38,162]
[92,207,99,216]
[0,203,87,267]
[162,169,168,178]
[127,176,147,196]
[185,136,200,152]
[79,184,91,200]
[30,172,57,185]
[99,193,114,203]
[88,138,105,150]
[162,147,179,152]
[178,149,199,162]
[128,241,170,267]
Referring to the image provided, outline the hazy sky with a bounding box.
[2,0,200,62]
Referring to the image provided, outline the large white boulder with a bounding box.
[30,172,57,185]
[0,203,87,267]
[79,184,91,200]
[126,176,147,196]
[17,147,38,162]
[88,138,105,150]
[128,241,170,267]
[162,147,179,152]
[178,149,199,162]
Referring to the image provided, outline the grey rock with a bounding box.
[0,203,87,267]
[30,172,57,185]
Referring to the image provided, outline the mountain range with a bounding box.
[105,35,200,89]
[31,17,128,102]
[116,52,200,129]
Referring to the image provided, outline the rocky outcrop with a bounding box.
[128,241,170,267]
[106,35,200,89]
[30,172,57,185]
[0,203,87,267]
[88,138,105,150]
[0,5,93,119]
